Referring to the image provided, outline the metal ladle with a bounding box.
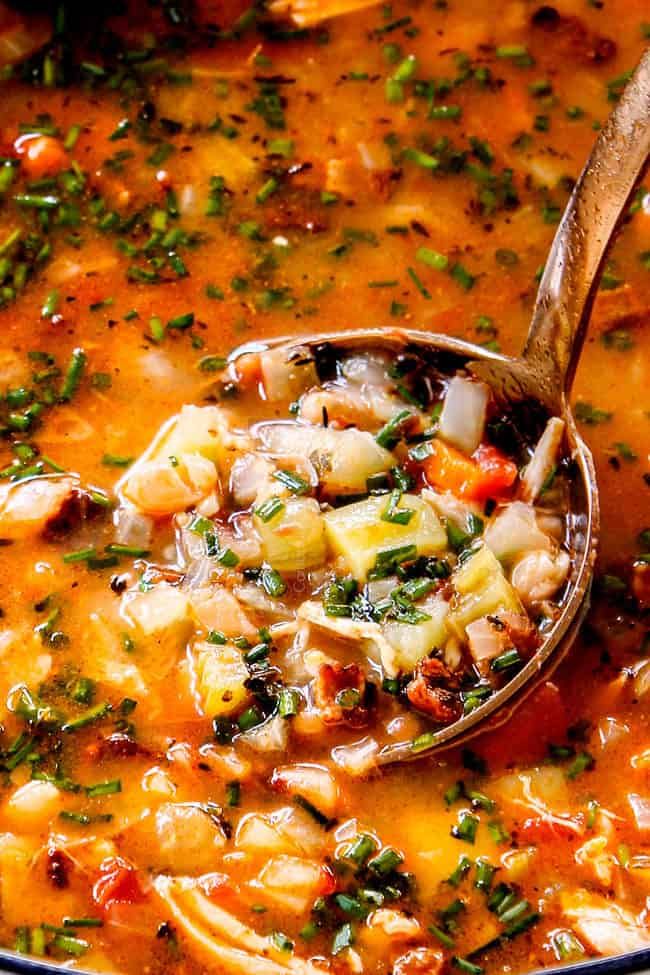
[232,50,650,762]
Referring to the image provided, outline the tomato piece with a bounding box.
[14,134,68,178]
[422,439,517,502]
[473,681,569,768]
[472,444,518,500]
[319,864,337,896]
[93,856,143,908]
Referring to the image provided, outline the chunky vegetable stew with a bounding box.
[0,2,648,975]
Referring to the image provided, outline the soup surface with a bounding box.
[0,2,648,975]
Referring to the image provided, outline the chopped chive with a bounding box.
[62,702,111,732]
[255,496,285,522]
[207,629,227,645]
[105,543,150,557]
[42,289,60,318]
[429,924,455,949]
[102,453,133,467]
[447,854,473,887]
[376,408,413,448]
[407,265,431,299]
[85,779,121,798]
[416,247,448,270]
[63,546,97,564]
[52,934,89,957]
[261,566,287,598]
[278,687,300,718]
[566,751,595,779]
[381,489,414,525]
[273,469,310,494]
[452,957,483,975]
[59,347,87,401]
[491,649,522,672]
[368,846,403,875]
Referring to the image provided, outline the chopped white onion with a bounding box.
[438,376,489,455]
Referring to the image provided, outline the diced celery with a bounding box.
[324,494,446,581]
[382,595,450,675]
[255,497,326,571]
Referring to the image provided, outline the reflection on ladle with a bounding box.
[230,49,650,763]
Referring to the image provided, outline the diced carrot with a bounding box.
[93,856,144,908]
[14,134,68,178]
[422,439,517,501]
[473,681,569,768]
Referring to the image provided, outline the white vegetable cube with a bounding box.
[121,583,194,678]
[193,641,250,717]
[382,595,450,675]
[438,376,489,455]
[257,422,394,495]
[448,544,523,637]
[254,497,326,571]
[324,494,446,581]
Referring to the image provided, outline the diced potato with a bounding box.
[153,802,227,874]
[453,543,504,595]
[255,497,326,572]
[122,453,218,517]
[382,596,450,675]
[0,474,78,538]
[152,405,226,464]
[483,502,551,562]
[560,890,649,954]
[193,641,250,717]
[121,583,193,678]
[4,781,62,832]
[448,545,523,637]
[189,585,257,639]
[257,855,324,912]
[271,763,339,816]
[257,421,394,495]
[324,494,446,581]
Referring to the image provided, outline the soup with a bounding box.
[0,2,648,975]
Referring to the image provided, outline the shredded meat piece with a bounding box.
[530,6,616,63]
[392,947,445,975]
[314,662,371,727]
[405,657,462,725]
[42,487,104,541]
[498,611,541,656]
[94,733,152,760]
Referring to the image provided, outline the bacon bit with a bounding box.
[313,662,371,727]
[392,946,445,975]
[631,561,650,609]
[96,733,151,760]
[14,134,68,177]
[93,856,144,908]
[42,488,105,541]
[46,847,71,889]
[405,657,462,725]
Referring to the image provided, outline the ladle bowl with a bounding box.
[231,49,650,762]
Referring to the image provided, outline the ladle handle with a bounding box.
[523,48,650,404]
